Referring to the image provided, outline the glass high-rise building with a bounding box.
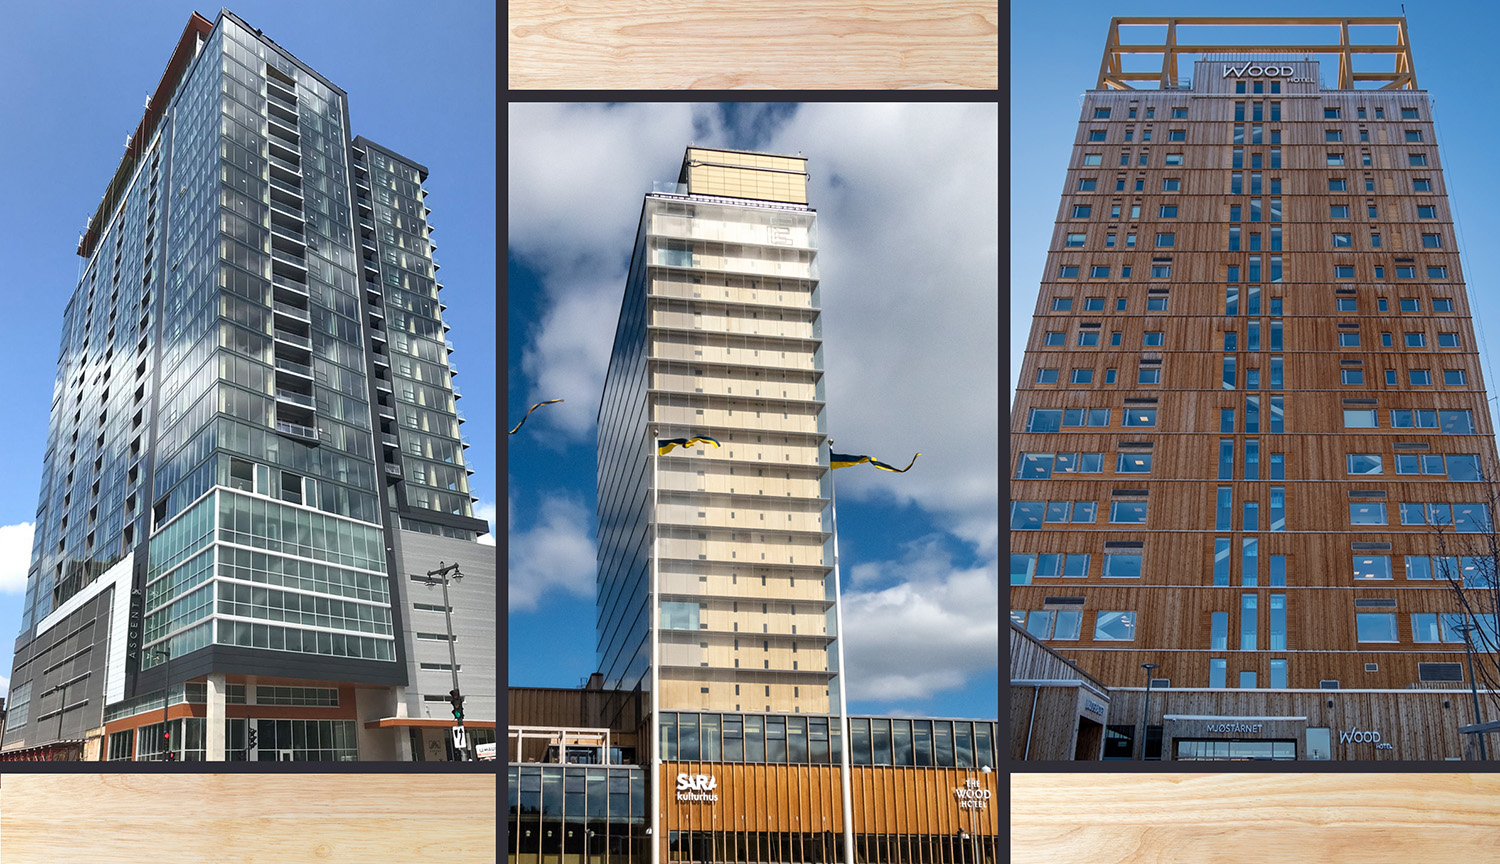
[0,10,493,762]
[597,146,837,728]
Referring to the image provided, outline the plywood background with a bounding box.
[1012,773,1500,864]
[0,774,495,864]
[508,0,998,90]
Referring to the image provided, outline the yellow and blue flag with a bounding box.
[831,451,920,473]
[659,436,722,455]
[509,398,564,434]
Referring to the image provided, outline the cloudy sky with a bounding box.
[508,102,999,719]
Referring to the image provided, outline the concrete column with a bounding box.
[206,672,227,761]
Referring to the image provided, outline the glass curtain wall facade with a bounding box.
[597,147,835,724]
[3,10,489,761]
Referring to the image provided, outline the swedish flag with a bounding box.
[508,398,564,434]
[831,452,920,473]
[659,436,722,455]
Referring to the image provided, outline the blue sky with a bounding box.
[0,1,496,697]
[1012,1,1500,423]
[508,103,999,720]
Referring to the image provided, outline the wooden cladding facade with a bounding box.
[658,761,998,836]
[1012,55,1500,704]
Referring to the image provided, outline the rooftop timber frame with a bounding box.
[1097,16,1416,92]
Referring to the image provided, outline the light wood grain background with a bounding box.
[0,774,495,864]
[508,0,998,90]
[1013,773,1500,864]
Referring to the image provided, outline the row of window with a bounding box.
[1035,367,1160,385]
[1338,296,1454,312]
[1080,152,1186,167]
[1011,607,1490,648]
[1344,409,1474,432]
[1017,452,1149,477]
[1011,500,1147,528]
[1011,550,1491,588]
[1050,294,1283,314]
[1026,397,1285,433]
[1348,502,1492,531]
[1093,101,1422,121]
[1086,128,1187,142]
[1085,127,1427,146]
[1038,361,1469,390]
[1345,453,1481,478]
[1077,175,1439,199]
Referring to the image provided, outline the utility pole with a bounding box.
[425,561,475,761]
[145,647,173,761]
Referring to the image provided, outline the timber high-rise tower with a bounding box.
[1012,17,1500,759]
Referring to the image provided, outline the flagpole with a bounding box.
[649,423,662,864]
[828,438,856,864]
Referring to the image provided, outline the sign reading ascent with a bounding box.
[677,773,719,803]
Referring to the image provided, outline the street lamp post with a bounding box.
[1455,622,1487,760]
[1139,663,1158,761]
[144,646,172,761]
[424,561,475,761]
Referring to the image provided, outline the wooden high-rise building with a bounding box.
[1011,17,1500,759]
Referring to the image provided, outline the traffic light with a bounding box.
[248,728,258,749]
[163,727,172,761]
[448,688,465,722]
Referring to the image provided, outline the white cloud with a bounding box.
[474,500,497,546]
[508,103,999,549]
[840,535,998,703]
[0,522,34,594]
[507,493,597,612]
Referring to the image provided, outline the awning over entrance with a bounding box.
[0,740,86,761]
[361,717,496,730]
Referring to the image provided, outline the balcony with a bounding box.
[274,356,313,379]
[381,432,400,448]
[371,351,390,368]
[384,463,403,477]
[271,274,308,297]
[272,248,308,273]
[275,388,315,409]
[273,328,311,350]
[268,150,302,177]
[267,115,300,146]
[269,175,304,201]
[275,420,318,443]
[273,300,311,324]
[265,75,297,103]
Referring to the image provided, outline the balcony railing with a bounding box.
[273,329,311,350]
[275,388,315,409]
[275,420,318,442]
[274,356,313,378]
[273,300,310,322]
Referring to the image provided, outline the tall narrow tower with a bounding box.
[597,147,836,726]
[1012,17,1500,758]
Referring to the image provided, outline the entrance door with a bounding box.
[1075,717,1105,760]
[278,749,294,761]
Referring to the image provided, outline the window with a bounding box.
[1399,298,1419,312]
[1071,369,1094,384]
[1161,178,1181,192]
[1341,369,1364,385]
[1442,410,1475,434]
[1381,332,1393,346]
[1110,331,1122,346]
[1076,331,1100,347]
[1327,154,1345,166]
[1103,554,1143,578]
[1094,611,1136,641]
[1117,453,1152,473]
[1371,232,1381,248]
[1330,205,1349,219]
[1165,153,1184,165]
[1110,501,1148,524]
[1147,295,1167,311]
[1409,153,1427,166]
[1356,612,1398,643]
[1428,266,1449,279]
[1368,204,1378,219]
[1088,130,1107,142]
[1035,369,1058,384]
[1091,265,1110,278]
[1155,233,1175,247]
[1010,502,1045,530]
[1338,331,1360,347]
[1059,265,1079,278]
[1168,130,1185,141]
[1445,370,1467,385]
[1344,409,1377,428]
[1405,130,1423,142]
[1329,179,1347,191]
[1241,594,1258,650]
[1349,502,1387,525]
[1421,233,1443,249]
[1151,265,1171,278]
[1347,454,1383,475]
[1065,233,1086,247]
[1405,332,1426,347]
[1413,179,1432,192]
[1160,205,1178,218]
[1137,367,1161,385]
[1438,332,1460,347]
[1402,107,1419,119]
[1325,130,1343,142]
[1337,298,1357,312]
[1082,154,1103,166]
[1094,107,1111,118]
[1026,409,1062,432]
[1333,233,1351,247]
[1073,205,1092,218]
[1172,107,1188,118]
[1418,205,1437,219]
[1232,172,1243,194]
[1353,555,1393,581]
[1410,370,1432,385]
[1325,107,1341,119]
[1143,331,1165,346]
[1051,298,1073,311]
[1077,178,1098,192]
